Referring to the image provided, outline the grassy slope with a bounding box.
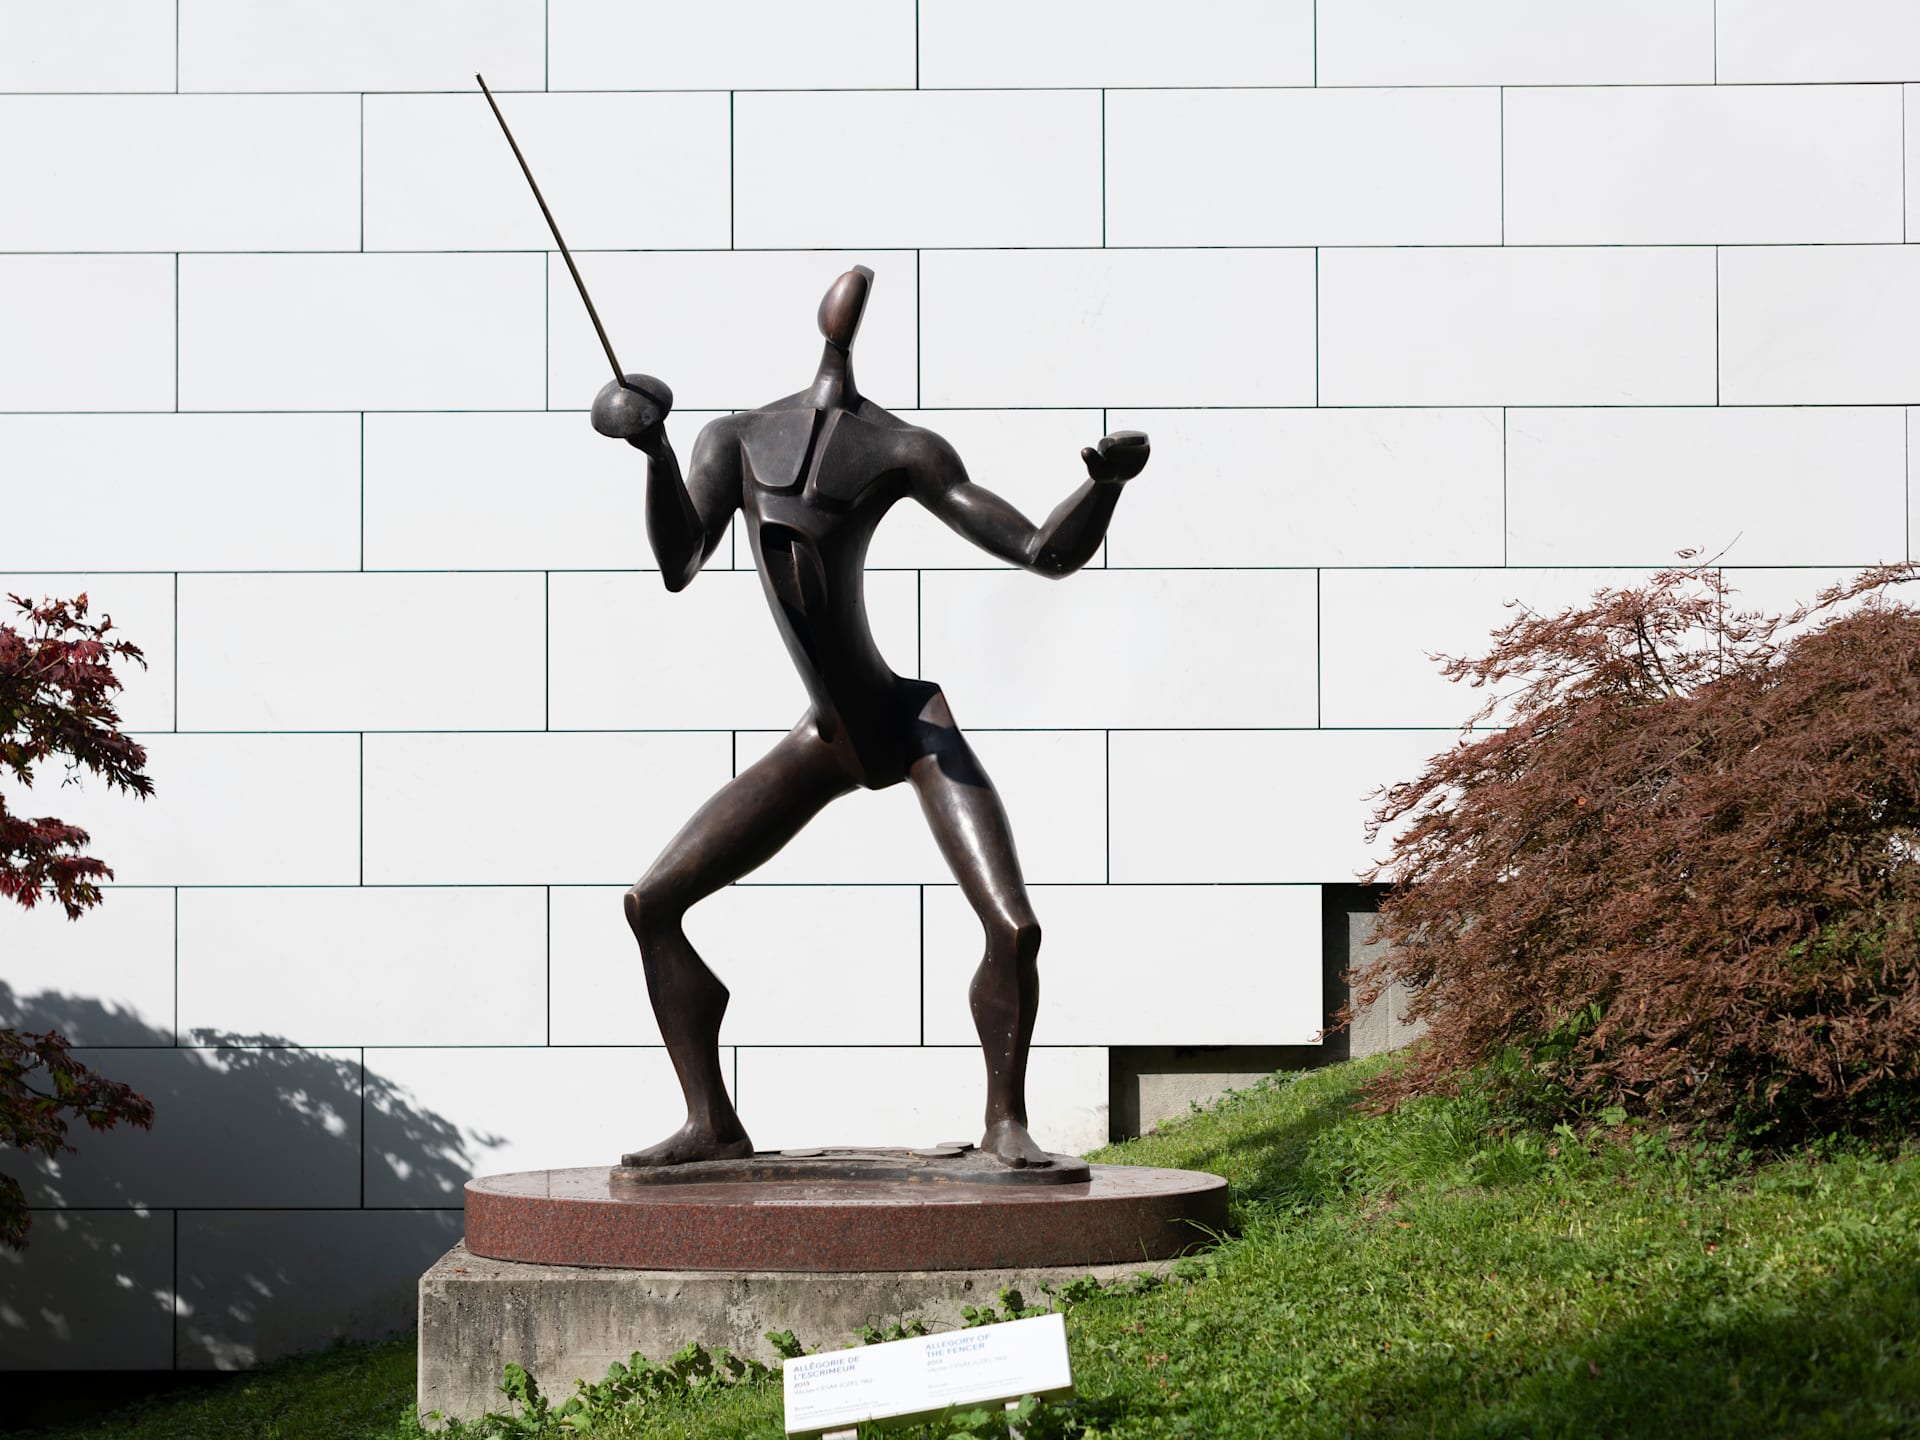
[1067,1058,1920,1439]
[28,1057,1920,1438]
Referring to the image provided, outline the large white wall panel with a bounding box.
[0,3,176,91]
[1320,569,1648,729]
[736,92,1101,250]
[1718,0,1920,83]
[177,573,546,731]
[1720,246,1920,404]
[1910,87,1920,244]
[0,416,360,571]
[1321,248,1717,406]
[920,570,1316,729]
[1317,0,1713,85]
[179,254,546,412]
[363,93,730,252]
[1107,409,1504,569]
[362,411,715,572]
[550,884,921,1047]
[0,734,361,887]
[1508,408,1908,567]
[0,97,358,252]
[362,732,731,884]
[738,729,1108,886]
[548,570,916,730]
[865,411,1110,571]
[922,250,1315,408]
[0,889,176,1045]
[548,0,913,90]
[1109,730,1446,884]
[737,1045,1109,1156]
[923,884,1324,1046]
[0,256,173,413]
[177,0,544,91]
[177,888,548,1048]
[0,572,175,732]
[364,1047,696,1203]
[1506,86,1903,246]
[1107,89,1500,248]
[920,0,1311,87]
[0,1211,175,1370]
[2,1047,363,1209]
[548,251,917,414]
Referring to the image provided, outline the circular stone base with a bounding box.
[464,1163,1228,1272]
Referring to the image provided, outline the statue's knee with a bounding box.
[1016,918,1041,962]
[624,879,678,937]
[988,913,1041,961]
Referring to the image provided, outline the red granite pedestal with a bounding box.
[419,1151,1227,1423]
[463,1152,1228,1272]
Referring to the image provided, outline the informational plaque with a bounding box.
[783,1312,1074,1436]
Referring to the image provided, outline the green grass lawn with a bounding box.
[26,1056,1920,1438]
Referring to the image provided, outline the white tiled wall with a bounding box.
[2,0,1913,1371]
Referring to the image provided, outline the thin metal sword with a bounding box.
[476,72,627,387]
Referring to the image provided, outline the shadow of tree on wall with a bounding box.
[0,983,492,1371]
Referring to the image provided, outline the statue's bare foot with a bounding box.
[982,1116,1051,1168]
[619,1121,754,1168]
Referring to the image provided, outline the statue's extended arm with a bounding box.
[916,431,1150,578]
[591,375,737,592]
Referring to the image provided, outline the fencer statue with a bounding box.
[589,266,1149,1169]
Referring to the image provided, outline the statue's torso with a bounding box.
[721,397,936,782]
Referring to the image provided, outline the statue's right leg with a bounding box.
[621,720,852,1165]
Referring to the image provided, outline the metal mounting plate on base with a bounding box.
[610,1145,1092,1188]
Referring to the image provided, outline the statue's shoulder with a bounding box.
[694,410,745,445]
[854,404,951,467]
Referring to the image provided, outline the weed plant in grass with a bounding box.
[19,1057,1920,1439]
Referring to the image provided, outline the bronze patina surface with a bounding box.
[587,265,1149,1172]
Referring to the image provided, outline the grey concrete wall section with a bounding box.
[1108,886,1425,1136]
[1109,1045,1330,1138]
[1346,907,1429,1061]
[419,1243,1176,1425]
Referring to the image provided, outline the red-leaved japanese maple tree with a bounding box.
[2,594,155,1248]
[1356,561,1920,1137]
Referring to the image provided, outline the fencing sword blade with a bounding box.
[476,72,627,387]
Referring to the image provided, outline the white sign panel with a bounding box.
[783,1312,1074,1436]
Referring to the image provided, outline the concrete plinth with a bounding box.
[418,1242,1170,1424]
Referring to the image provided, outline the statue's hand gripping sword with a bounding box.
[476,74,670,436]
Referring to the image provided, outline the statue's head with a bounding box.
[817,266,873,351]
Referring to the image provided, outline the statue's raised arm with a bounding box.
[591,375,740,592]
[910,429,1150,578]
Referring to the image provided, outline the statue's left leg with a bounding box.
[904,688,1049,1167]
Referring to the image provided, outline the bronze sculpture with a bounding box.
[589,267,1149,1169]
[473,74,1148,1170]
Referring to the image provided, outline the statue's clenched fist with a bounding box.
[591,374,674,449]
[1080,430,1150,485]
